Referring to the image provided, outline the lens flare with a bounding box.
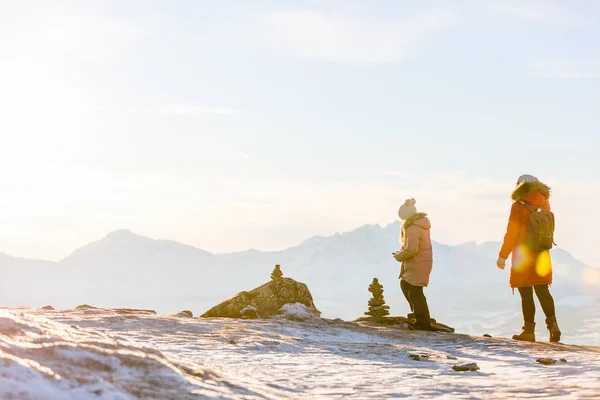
[513,245,532,271]
[535,250,552,277]
[582,268,600,285]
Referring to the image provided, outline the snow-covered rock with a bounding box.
[240,305,258,319]
[278,303,321,321]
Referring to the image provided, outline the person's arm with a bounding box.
[393,227,419,262]
[499,202,522,260]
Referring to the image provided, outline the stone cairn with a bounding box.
[364,278,390,317]
[271,264,283,280]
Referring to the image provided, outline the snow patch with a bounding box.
[279,303,319,320]
[240,305,258,318]
[240,305,257,314]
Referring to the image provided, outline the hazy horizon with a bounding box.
[1,223,597,271]
[1,1,598,267]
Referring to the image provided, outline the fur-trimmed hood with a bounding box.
[511,181,551,202]
[402,212,430,231]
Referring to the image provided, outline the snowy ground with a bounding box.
[0,309,280,399]
[2,307,600,399]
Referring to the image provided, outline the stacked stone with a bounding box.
[271,264,283,280]
[364,278,390,317]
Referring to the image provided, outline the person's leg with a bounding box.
[533,285,555,317]
[513,287,536,341]
[408,284,432,329]
[534,285,561,342]
[400,279,415,317]
[518,287,535,323]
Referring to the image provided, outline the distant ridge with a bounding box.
[0,222,596,323]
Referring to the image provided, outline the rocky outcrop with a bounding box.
[75,304,97,310]
[113,308,157,315]
[201,277,320,319]
[355,316,455,332]
[171,310,193,318]
[74,305,157,315]
[41,305,54,311]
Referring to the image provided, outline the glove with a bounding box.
[496,257,506,270]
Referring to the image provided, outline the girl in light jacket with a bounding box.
[393,198,436,331]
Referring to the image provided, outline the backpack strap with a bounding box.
[518,200,539,212]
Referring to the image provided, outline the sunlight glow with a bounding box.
[513,245,532,271]
[535,250,552,277]
[582,268,600,285]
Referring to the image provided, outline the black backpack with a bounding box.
[519,200,556,252]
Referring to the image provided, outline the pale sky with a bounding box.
[1,0,599,266]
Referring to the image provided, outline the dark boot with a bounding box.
[413,301,436,331]
[512,322,536,342]
[412,298,431,329]
[546,316,561,343]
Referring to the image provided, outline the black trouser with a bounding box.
[517,285,556,323]
[400,280,431,327]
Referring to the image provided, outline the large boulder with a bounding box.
[201,277,320,319]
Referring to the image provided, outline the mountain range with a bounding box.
[1,222,597,322]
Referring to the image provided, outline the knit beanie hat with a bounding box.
[516,174,539,186]
[398,198,417,221]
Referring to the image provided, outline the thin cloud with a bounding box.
[253,8,457,63]
[158,104,240,116]
[0,2,143,65]
[530,59,600,79]
[78,105,241,115]
[380,171,413,177]
[484,0,578,23]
